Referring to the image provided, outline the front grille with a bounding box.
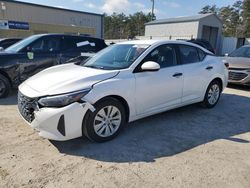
[229,71,248,81]
[229,68,247,71]
[18,91,37,123]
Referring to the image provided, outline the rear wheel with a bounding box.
[0,74,11,98]
[82,98,126,142]
[202,80,221,108]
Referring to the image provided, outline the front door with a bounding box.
[19,36,61,82]
[134,44,183,115]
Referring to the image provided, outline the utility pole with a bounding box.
[151,0,155,21]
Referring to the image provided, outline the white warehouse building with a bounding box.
[145,13,223,53]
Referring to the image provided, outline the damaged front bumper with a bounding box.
[18,99,95,141]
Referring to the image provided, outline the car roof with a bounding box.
[118,40,213,54]
[32,33,103,40]
[119,40,159,45]
[120,39,203,46]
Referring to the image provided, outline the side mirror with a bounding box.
[225,53,229,57]
[20,46,29,53]
[141,61,160,72]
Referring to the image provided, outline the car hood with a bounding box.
[19,63,119,98]
[0,52,20,62]
[223,57,250,69]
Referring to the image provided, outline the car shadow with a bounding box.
[51,93,250,163]
[0,90,17,105]
[227,84,250,91]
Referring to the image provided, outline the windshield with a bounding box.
[5,35,41,53]
[229,46,250,58]
[83,44,149,70]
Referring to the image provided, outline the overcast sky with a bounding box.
[18,0,237,18]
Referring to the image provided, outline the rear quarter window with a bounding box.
[198,49,206,61]
[179,45,200,64]
[76,38,97,52]
[62,36,106,53]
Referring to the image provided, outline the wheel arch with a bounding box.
[202,77,223,100]
[95,95,130,122]
[212,77,223,90]
[0,70,12,87]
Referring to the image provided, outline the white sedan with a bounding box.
[18,40,228,142]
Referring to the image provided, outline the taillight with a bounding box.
[224,62,229,69]
[222,59,229,69]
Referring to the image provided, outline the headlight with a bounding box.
[38,89,91,107]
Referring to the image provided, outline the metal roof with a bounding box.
[1,0,104,17]
[145,13,222,25]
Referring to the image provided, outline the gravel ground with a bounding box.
[0,86,250,188]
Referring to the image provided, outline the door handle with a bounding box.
[172,73,183,77]
[206,66,213,70]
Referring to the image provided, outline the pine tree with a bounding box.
[104,12,152,39]
[242,0,250,37]
[199,5,219,14]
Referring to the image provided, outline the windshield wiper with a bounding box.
[84,65,105,70]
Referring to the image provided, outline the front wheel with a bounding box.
[0,74,11,98]
[202,80,222,108]
[82,98,126,142]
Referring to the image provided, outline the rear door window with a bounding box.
[179,45,200,64]
[62,37,78,51]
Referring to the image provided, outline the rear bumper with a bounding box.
[18,102,95,141]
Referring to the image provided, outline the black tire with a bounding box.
[202,80,222,108]
[0,74,11,98]
[82,98,126,142]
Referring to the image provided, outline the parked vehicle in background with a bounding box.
[66,53,95,64]
[0,38,22,50]
[18,40,228,142]
[188,39,215,54]
[0,34,107,98]
[224,45,250,86]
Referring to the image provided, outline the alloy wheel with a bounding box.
[93,105,122,138]
[207,84,220,105]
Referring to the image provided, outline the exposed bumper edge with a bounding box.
[22,102,95,141]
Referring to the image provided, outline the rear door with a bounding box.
[178,45,214,102]
[19,36,62,82]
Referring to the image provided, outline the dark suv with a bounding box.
[0,34,107,98]
[187,39,215,54]
[0,38,22,50]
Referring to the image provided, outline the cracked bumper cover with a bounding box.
[20,102,95,141]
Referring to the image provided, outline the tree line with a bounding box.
[199,0,250,37]
[104,0,250,39]
[104,12,154,39]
